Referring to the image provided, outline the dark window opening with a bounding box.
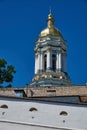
[47,90,56,92]
[0,104,8,109]
[14,90,27,97]
[52,54,56,71]
[60,111,68,116]
[44,54,47,71]
[29,107,38,112]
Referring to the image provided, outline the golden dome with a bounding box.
[39,12,63,38]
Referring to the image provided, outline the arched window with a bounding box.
[60,111,68,116]
[44,54,47,71]
[0,104,8,109]
[52,54,56,71]
[29,107,38,112]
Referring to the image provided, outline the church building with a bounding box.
[30,10,72,87]
[0,10,87,130]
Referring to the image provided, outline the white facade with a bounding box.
[0,97,87,130]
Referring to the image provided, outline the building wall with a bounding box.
[0,86,87,98]
[0,97,87,130]
[26,86,87,97]
[0,122,66,130]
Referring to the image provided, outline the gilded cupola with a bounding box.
[39,11,63,38]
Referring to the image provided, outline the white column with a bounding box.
[58,53,62,71]
[36,52,41,73]
[40,52,44,71]
[35,54,38,74]
[47,48,51,70]
[38,52,41,72]
[36,54,39,73]
[56,52,59,70]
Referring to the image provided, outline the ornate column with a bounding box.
[47,48,52,70]
[36,51,41,73]
[56,52,59,71]
[58,52,62,71]
[35,53,38,74]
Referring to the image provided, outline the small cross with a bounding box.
[49,6,52,14]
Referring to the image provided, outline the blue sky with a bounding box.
[0,0,87,87]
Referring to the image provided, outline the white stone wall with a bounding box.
[0,98,87,130]
[0,122,63,130]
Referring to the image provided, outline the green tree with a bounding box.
[0,59,16,87]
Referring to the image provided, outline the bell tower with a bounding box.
[30,11,72,87]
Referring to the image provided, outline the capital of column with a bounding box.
[37,51,40,55]
[40,51,44,54]
[58,48,63,53]
[37,48,41,54]
[35,53,38,57]
[47,48,51,52]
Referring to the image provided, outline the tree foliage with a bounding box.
[0,59,16,87]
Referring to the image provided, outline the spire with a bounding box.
[47,7,54,28]
[39,9,63,38]
[49,6,52,14]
